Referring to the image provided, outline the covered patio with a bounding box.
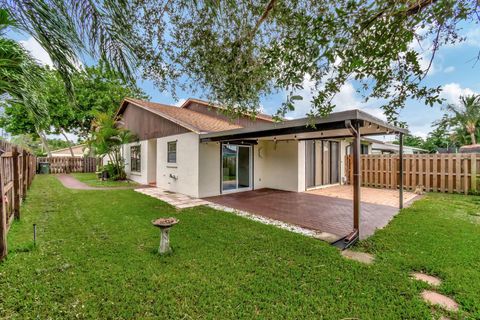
[200,109,409,247]
[205,186,417,240]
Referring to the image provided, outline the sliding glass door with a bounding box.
[222,144,252,192]
[305,140,340,188]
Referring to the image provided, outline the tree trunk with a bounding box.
[37,129,51,157]
[471,132,477,145]
[60,128,75,157]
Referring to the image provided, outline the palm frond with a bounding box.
[2,0,138,94]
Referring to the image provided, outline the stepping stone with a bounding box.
[421,290,459,312]
[341,250,374,264]
[411,272,442,287]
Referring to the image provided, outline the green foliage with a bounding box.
[2,0,139,94]
[88,112,136,180]
[394,134,425,148]
[0,9,47,120]
[129,0,477,122]
[9,134,75,156]
[423,122,458,153]
[71,173,137,188]
[443,95,480,145]
[0,63,147,143]
[1,176,479,318]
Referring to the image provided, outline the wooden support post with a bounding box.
[399,133,404,209]
[349,121,361,234]
[12,147,20,220]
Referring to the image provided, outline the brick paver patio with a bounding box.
[205,188,408,239]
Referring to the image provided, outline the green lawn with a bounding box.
[71,172,138,187]
[1,175,479,319]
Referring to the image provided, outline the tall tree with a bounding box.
[0,64,148,151]
[444,95,480,145]
[130,0,478,122]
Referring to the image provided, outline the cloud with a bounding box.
[443,66,455,73]
[465,27,480,47]
[19,37,53,66]
[286,75,387,121]
[440,83,477,104]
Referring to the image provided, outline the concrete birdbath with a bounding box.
[152,217,179,254]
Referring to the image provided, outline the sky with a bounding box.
[9,21,480,142]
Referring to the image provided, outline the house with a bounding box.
[51,144,88,157]
[363,138,428,154]
[115,98,406,199]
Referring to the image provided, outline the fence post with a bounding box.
[471,154,477,194]
[0,158,7,260]
[12,147,20,220]
[22,150,27,200]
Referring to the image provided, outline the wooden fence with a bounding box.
[37,156,99,174]
[1,140,36,260]
[346,153,480,195]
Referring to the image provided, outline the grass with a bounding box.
[71,172,138,188]
[0,175,479,319]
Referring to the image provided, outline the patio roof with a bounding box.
[199,109,408,142]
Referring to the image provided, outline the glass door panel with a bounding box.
[222,144,252,192]
[222,145,237,191]
[238,146,250,188]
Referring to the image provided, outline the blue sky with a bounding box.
[9,21,480,141]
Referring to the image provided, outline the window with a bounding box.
[167,141,177,163]
[130,145,141,172]
[361,144,369,155]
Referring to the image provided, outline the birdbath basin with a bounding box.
[152,217,179,254]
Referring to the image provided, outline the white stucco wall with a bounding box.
[156,132,200,198]
[261,140,301,192]
[198,142,221,198]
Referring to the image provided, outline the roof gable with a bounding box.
[180,98,275,123]
[118,98,243,134]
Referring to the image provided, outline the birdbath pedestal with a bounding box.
[152,218,179,254]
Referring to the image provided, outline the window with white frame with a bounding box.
[167,141,177,163]
[130,145,141,172]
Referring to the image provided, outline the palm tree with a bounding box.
[445,95,480,145]
[88,112,136,180]
[1,0,138,93]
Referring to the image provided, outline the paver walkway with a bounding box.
[306,185,419,207]
[135,187,209,209]
[56,174,144,190]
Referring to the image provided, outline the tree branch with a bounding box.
[248,0,277,40]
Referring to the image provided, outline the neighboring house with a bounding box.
[363,138,428,154]
[51,144,87,157]
[115,97,403,198]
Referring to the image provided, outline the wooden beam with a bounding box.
[349,121,362,234]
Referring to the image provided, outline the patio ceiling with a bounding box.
[199,109,408,142]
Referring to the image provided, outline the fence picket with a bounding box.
[0,140,36,260]
[346,153,478,195]
[36,157,99,174]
